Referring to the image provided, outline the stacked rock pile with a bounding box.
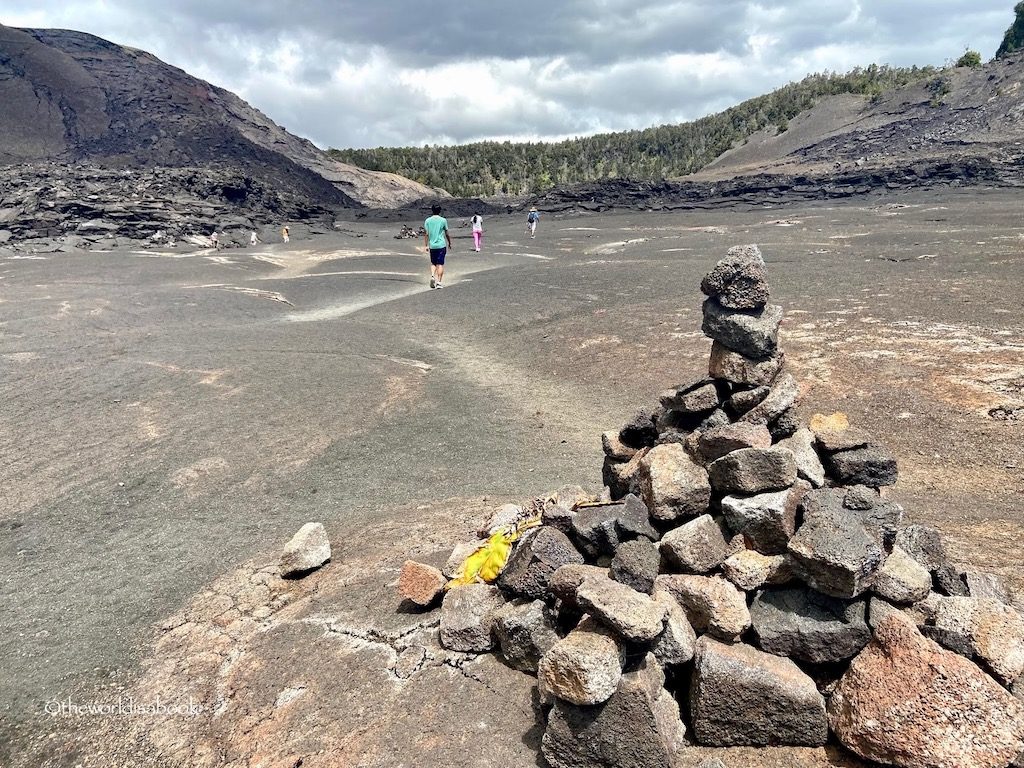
[399,245,1024,768]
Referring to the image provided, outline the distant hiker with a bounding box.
[471,213,484,251]
[211,231,220,249]
[250,231,260,246]
[281,225,290,243]
[423,203,452,289]
[527,207,540,238]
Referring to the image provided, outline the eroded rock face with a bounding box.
[689,636,828,747]
[542,654,686,768]
[828,615,1024,768]
[538,617,625,706]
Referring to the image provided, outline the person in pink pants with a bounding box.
[471,213,483,251]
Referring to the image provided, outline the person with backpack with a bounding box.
[526,207,540,238]
[423,203,452,289]
[471,213,484,251]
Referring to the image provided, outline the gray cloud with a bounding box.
[0,1,1014,148]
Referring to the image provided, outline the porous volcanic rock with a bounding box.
[538,617,625,706]
[702,301,783,359]
[497,526,585,599]
[707,447,797,496]
[576,575,668,642]
[440,584,506,653]
[700,244,770,310]
[655,574,751,641]
[659,515,736,574]
[279,522,331,577]
[720,482,807,555]
[639,443,711,522]
[492,599,560,674]
[750,587,871,663]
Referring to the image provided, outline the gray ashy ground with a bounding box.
[2,189,1023,767]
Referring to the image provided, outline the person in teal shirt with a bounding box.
[422,204,452,289]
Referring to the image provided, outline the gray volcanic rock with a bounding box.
[931,597,1024,684]
[775,428,826,487]
[825,444,899,488]
[539,617,625,706]
[722,550,794,591]
[696,422,773,464]
[570,494,658,558]
[690,636,828,747]
[750,587,871,663]
[708,447,797,495]
[700,244,770,310]
[440,584,507,653]
[871,546,932,605]
[639,444,712,522]
[655,574,751,641]
[894,524,950,573]
[724,383,771,416]
[279,522,332,577]
[738,373,800,426]
[702,300,783,359]
[497,526,585,599]
[659,515,736,574]
[710,342,785,387]
[651,590,697,666]
[543,654,686,768]
[618,406,660,448]
[659,381,721,415]
[576,575,668,642]
[721,482,807,555]
[493,600,560,674]
[610,539,660,594]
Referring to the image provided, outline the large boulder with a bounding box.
[539,617,625,706]
[828,615,1024,768]
[497,526,585,599]
[639,443,712,522]
[576,575,668,642]
[700,244,770,310]
[707,447,797,496]
[720,482,807,555]
[709,341,784,387]
[279,522,331,577]
[750,587,871,663]
[655,574,750,641]
[542,654,686,768]
[492,599,561,674]
[689,636,828,747]
[701,300,783,359]
[931,597,1024,684]
[660,515,736,573]
[440,584,507,652]
[787,487,898,598]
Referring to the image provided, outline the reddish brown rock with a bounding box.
[398,560,447,607]
[828,614,1024,768]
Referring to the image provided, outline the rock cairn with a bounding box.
[401,245,1024,768]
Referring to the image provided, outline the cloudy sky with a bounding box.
[0,1,1015,149]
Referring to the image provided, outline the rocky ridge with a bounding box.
[401,246,1024,768]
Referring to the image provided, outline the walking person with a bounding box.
[211,231,220,250]
[281,225,290,243]
[471,213,484,251]
[250,230,261,246]
[423,203,452,289]
[526,207,540,238]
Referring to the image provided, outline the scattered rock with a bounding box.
[750,587,871,663]
[497,526,585,599]
[493,600,561,673]
[659,515,736,574]
[279,522,332,577]
[696,422,773,464]
[702,301,783,359]
[774,428,826,487]
[690,636,828,747]
[651,590,697,666]
[542,654,686,768]
[720,482,807,554]
[440,584,507,653]
[708,447,797,496]
[397,560,447,607]
[828,615,1024,768]
[610,539,660,594]
[721,550,793,591]
[538,616,625,705]
[700,244,770,310]
[655,574,751,641]
[639,443,712,522]
[871,546,932,605]
[931,597,1024,684]
[576,575,668,642]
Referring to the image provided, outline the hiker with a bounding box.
[526,207,540,238]
[423,203,452,289]
[281,225,290,243]
[211,231,220,249]
[250,230,260,246]
[471,213,484,251]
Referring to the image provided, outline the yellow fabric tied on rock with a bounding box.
[447,515,541,588]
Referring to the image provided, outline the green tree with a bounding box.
[996,1,1024,58]
[955,49,982,68]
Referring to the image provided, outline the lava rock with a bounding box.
[825,444,899,488]
[549,564,609,607]
[542,654,686,768]
[702,300,783,360]
[279,522,332,577]
[690,636,828,747]
[696,422,773,464]
[659,515,736,574]
[538,616,625,706]
[497,526,585,599]
[493,599,561,673]
[813,427,872,453]
[639,443,712,522]
[962,570,1011,603]
[931,597,1024,684]
[478,503,524,537]
[774,428,826,487]
[602,430,638,460]
[722,550,793,591]
[708,447,797,496]
[724,383,771,416]
[655,574,751,641]
[610,539,660,594]
[398,560,447,607]
[576,575,668,642]
[738,373,799,426]
[443,541,481,579]
[651,589,697,666]
[571,494,658,559]
[720,482,807,554]
[871,546,932,605]
[750,587,871,663]
[700,244,770,310]
[828,614,1024,768]
[767,407,801,441]
[618,407,659,449]
[711,342,785,387]
[440,584,507,652]
[660,380,722,415]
